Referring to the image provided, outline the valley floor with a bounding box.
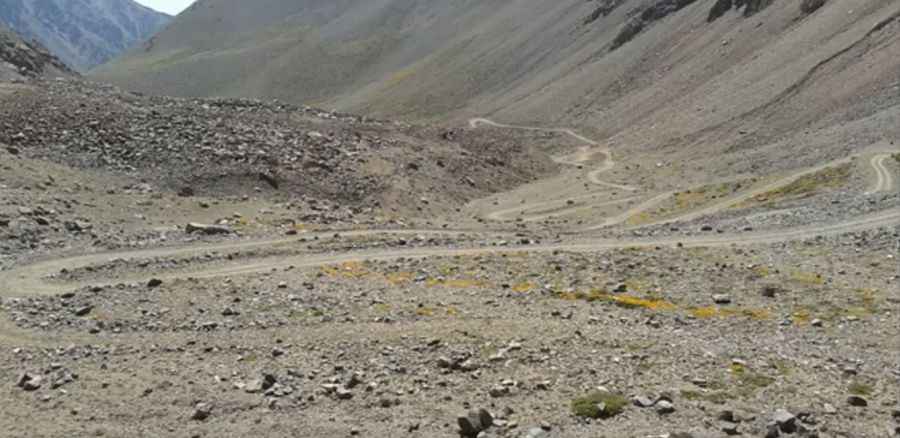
[1,80,899,438]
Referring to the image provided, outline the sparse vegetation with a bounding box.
[848,381,874,396]
[790,271,825,285]
[556,290,675,311]
[740,165,851,207]
[571,391,628,419]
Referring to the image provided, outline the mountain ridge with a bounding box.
[0,23,76,80]
[0,0,171,71]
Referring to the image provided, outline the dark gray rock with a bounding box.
[458,409,493,438]
[191,402,212,421]
[16,372,42,391]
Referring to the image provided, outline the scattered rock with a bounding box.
[17,372,42,391]
[73,305,93,316]
[712,294,732,304]
[191,402,212,421]
[458,409,493,438]
[633,396,656,408]
[655,400,675,415]
[847,395,868,407]
[186,223,232,235]
[771,409,797,433]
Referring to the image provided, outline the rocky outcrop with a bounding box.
[708,0,778,22]
[800,0,826,14]
[611,0,698,51]
[584,0,629,25]
[0,24,75,80]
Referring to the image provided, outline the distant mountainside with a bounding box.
[0,0,171,71]
[0,23,75,80]
[92,0,900,135]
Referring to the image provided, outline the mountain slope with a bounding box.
[0,23,75,80]
[0,0,171,71]
[93,0,900,183]
[93,1,899,117]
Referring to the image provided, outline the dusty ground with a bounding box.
[1,79,899,438]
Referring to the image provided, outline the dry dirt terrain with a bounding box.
[3,0,900,437]
[1,77,899,438]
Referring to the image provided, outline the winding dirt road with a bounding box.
[867,153,896,194]
[468,118,637,222]
[1,120,897,303]
[3,207,899,299]
[470,118,899,231]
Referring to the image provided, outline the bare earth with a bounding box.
[1,78,899,438]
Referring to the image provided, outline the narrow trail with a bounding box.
[470,118,899,231]
[2,207,898,300]
[867,154,896,194]
[0,119,897,344]
[467,118,637,222]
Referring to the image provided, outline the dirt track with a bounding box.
[2,121,898,302]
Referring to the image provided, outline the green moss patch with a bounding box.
[571,390,628,419]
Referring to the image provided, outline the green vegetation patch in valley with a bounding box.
[571,391,628,419]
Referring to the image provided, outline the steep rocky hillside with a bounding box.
[0,24,75,80]
[0,0,171,71]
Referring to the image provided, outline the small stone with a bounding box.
[713,294,732,304]
[847,395,868,407]
[244,374,277,393]
[335,387,353,400]
[458,409,493,438]
[656,400,675,414]
[73,306,93,316]
[720,421,740,435]
[17,373,42,391]
[191,403,212,421]
[147,278,163,288]
[772,409,797,433]
[633,396,656,408]
[489,385,510,398]
[823,403,837,415]
[522,427,547,438]
[186,222,231,235]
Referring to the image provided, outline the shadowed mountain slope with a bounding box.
[0,0,171,71]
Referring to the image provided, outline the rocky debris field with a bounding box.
[0,26,75,81]
[1,226,898,437]
[0,79,554,217]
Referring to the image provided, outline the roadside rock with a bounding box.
[186,223,232,235]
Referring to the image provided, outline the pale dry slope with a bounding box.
[93,0,900,191]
